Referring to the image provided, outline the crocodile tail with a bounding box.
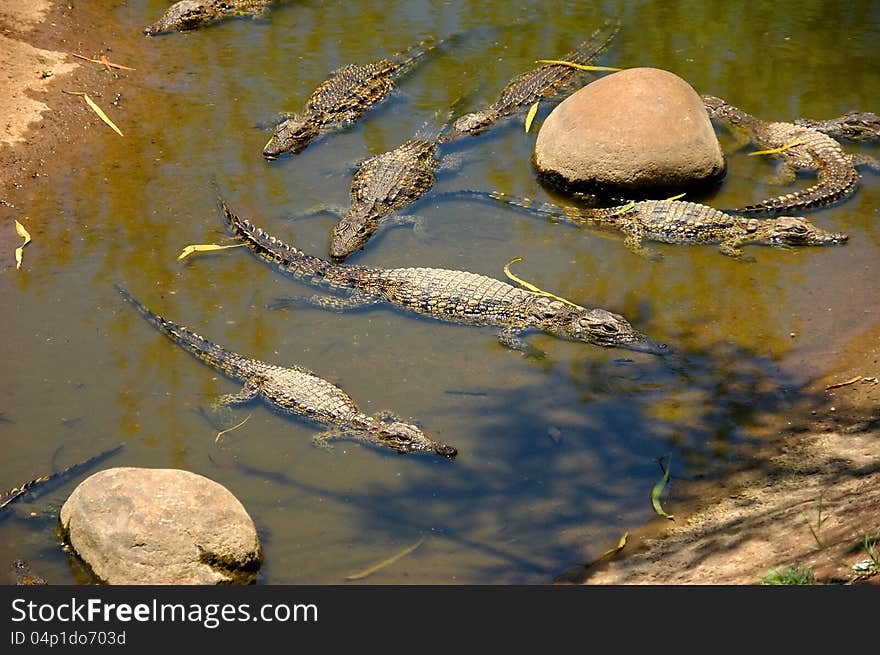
[735,170,860,215]
[561,18,621,66]
[114,284,247,379]
[486,190,569,219]
[218,195,331,282]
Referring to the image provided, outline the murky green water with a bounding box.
[1,0,878,584]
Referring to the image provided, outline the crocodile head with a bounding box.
[144,0,220,35]
[262,115,321,159]
[11,559,47,586]
[329,212,377,262]
[375,421,458,459]
[795,110,880,142]
[447,109,498,137]
[535,298,667,355]
[701,94,752,126]
[758,217,849,247]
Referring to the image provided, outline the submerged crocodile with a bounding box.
[262,38,439,158]
[440,20,619,141]
[452,190,849,259]
[11,560,47,586]
[327,134,441,261]
[219,197,665,355]
[794,110,880,142]
[143,0,277,36]
[115,285,457,458]
[703,95,879,215]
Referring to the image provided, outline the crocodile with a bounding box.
[451,189,849,259]
[11,560,47,586]
[440,20,619,142]
[262,38,439,158]
[144,0,277,36]
[327,135,441,261]
[218,196,665,355]
[115,285,457,458]
[702,95,879,215]
[794,110,880,142]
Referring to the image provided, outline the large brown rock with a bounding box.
[59,467,262,585]
[533,67,725,192]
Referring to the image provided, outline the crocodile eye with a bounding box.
[792,225,807,234]
[601,323,620,334]
[356,226,367,234]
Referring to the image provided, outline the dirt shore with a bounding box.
[2,1,878,585]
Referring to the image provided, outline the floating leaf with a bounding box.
[536,59,622,72]
[665,192,687,201]
[503,257,581,308]
[178,243,245,260]
[651,456,675,520]
[525,101,539,133]
[14,219,31,270]
[749,140,804,156]
[346,538,425,581]
[215,414,251,443]
[83,94,124,136]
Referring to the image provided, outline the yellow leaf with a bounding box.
[748,140,804,156]
[525,101,539,133]
[503,257,581,308]
[536,59,622,72]
[83,93,124,136]
[14,219,31,270]
[177,243,245,260]
[346,538,425,581]
[665,192,686,201]
[651,456,675,520]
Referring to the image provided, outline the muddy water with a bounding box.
[1,0,878,584]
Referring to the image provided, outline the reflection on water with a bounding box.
[1,0,878,584]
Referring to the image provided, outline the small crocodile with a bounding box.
[452,189,848,259]
[794,110,880,142]
[219,196,665,355]
[262,38,439,158]
[11,560,48,586]
[703,95,879,215]
[144,0,277,36]
[115,285,457,458]
[328,135,440,261]
[440,20,619,141]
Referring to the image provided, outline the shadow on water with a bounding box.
[203,337,823,584]
[2,0,879,585]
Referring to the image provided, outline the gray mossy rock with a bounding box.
[59,467,262,585]
[533,67,726,193]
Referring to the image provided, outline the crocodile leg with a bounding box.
[201,378,263,428]
[764,160,800,186]
[268,292,384,312]
[215,378,263,406]
[852,154,880,172]
[622,231,661,260]
[292,204,348,220]
[373,409,402,421]
[312,427,364,451]
[497,327,545,358]
[718,238,750,260]
[379,213,432,242]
